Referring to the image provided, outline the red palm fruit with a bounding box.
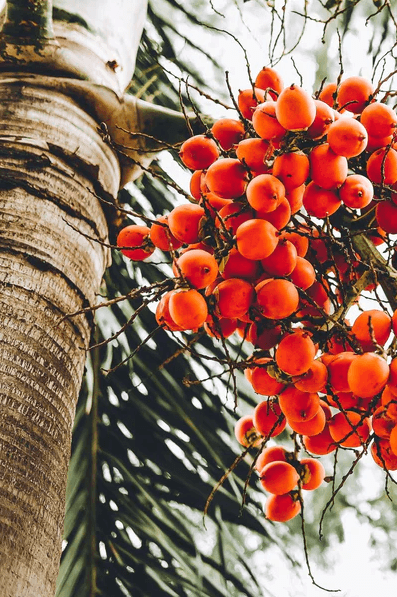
[236,219,279,260]
[117,224,155,261]
[351,309,391,351]
[280,229,309,257]
[275,84,316,131]
[238,88,268,120]
[366,147,397,185]
[328,352,358,393]
[248,321,283,350]
[339,174,373,209]
[255,66,284,97]
[288,407,326,436]
[258,196,292,230]
[216,202,254,237]
[168,289,208,330]
[255,278,299,319]
[211,118,245,150]
[199,192,232,216]
[372,406,396,440]
[255,445,288,472]
[371,438,397,470]
[253,400,286,436]
[179,135,219,170]
[376,201,397,234]
[308,230,330,263]
[300,458,325,490]
[361,102,397,138]
[348,353,389,398]
[337,76,374,113]
[307,100,334,139]
[381,386,397,420]
[276,331,316,376]
[309,144,348,190]
[327,117,368,158]
[261,239,297,276]
[293,359,328,393]
[204,316,237,339]
[246,173,285,212]
[303,423,336,455]
[389,424,397,456]
[289,256,316,290]
[156,292,184,332]
[389,358,397,392]
[190,169,204,200]
[176,249,218,289]
[285,184,305,214]
[168,204,205,244]
[234,415,261,447]
[327,391,357,410]
[265,492,301,522]
[260,461,299,495]
[250,359,285,396]
[366,134,394,152]
[235,138,273,174]
[221,247,260,281]
[319,82,337,107]
[205,158,249,198]
[272,151,310,191]
[278,386,320,422]
[303,181,341,218]
[213,278,255,319]
[252,101,286,139]
[328,411,370,448]
[319,399,332,420]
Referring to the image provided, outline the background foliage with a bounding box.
[57,1,397,596]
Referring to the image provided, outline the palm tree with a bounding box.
[1,1,397,596]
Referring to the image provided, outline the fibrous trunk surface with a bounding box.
[0,79,119,597]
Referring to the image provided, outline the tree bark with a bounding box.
[0,77,119,597]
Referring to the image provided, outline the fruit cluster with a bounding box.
[116,65,397,523]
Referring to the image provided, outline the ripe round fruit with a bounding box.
[234,415,261,447]
[272,151,310,190]
[213,278,255,319]
[309,144,348,190]
[351,309,391,351]
[117,224,155,261]
[169,289,208,331]
[328,410,370,448]
[238,88,267,120]
[246,174,285,212]
[205,158,249,198]
[260,461,299,495]
[179,135,219,170]
[255,445,288,472]
[347,352,389,398]
[327,117,368,158]
[275,331,316,376]
[265,492,301,522]
[337,76,374,113]
[250,359,285,396]
[149,216,183,251]
[168,204,205,244]
[211,118,245,150]
[253,399,286,436]
[255,279,299,319]
[252,100,286,139]
[278,386,320,422]
[255,66,284,97]
[339,174,373,209]
[176,249,218,289]
[303,181,341,218]
[300,458,325,490]
[366,147,397,185]
[275,84,316,131]
[361,102,397,138]
[236,219,279,260]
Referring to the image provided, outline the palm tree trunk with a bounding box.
[0,78,119,597]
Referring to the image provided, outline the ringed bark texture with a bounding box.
[0,79,119,596]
